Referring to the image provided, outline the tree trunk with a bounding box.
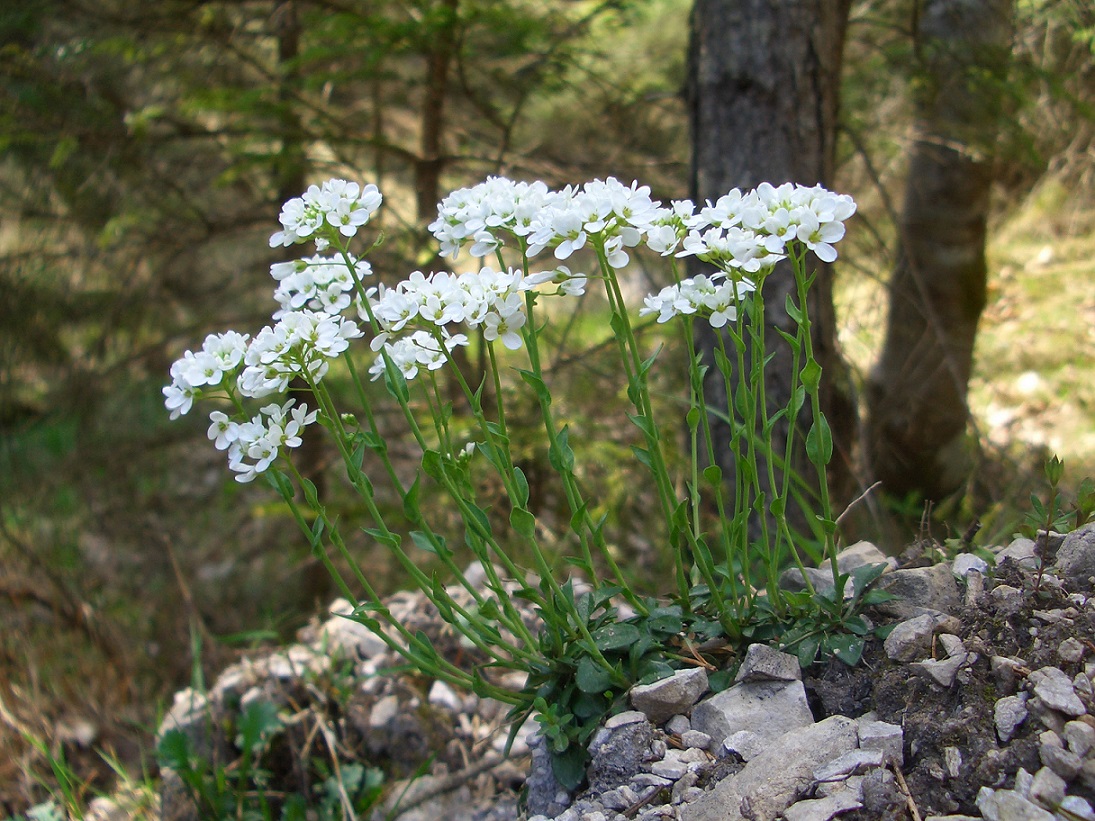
[687,0,857,527]
[866,0,1014,501]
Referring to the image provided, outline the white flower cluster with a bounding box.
[269,179,382,248]
[270,254,372,319]
[238,310,363,398]
[367,266,531,380]
[164,310,359,480]
[429,176,663,270]
[163,331,249,419]
[676,182,857,270]
[638,182,856,327]
[207,399,318,483]
[640,276,756,329]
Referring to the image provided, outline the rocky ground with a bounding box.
[128,522,1095,821]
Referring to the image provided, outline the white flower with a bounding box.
[270,179,383,247]
[207,410,239,450]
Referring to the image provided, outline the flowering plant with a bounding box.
[166,175,868,786]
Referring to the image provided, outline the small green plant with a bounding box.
[1021,455,1095,593]
[165,175,872,787]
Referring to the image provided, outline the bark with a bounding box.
[866,0,1014,501]
[687,0,857,524]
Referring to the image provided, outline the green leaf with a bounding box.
[362,527,400,550]
[422,449,445,482]
[410,530,445,555]
[551,744,588,792]
[826,633,865,667]
[703,464,723,488]
[628,412,658,441]
[156,729,194,772]
[796,634,821,668]
[800,358,822,392]
[631,445,653,470]
[591,622,641,652]
[686,406,701,433]
[513,466,530,508]
[236,699,282,753]
[510,507,537,540]
[517,368,551,406]
[403,474,421,520]
[575,656,615,694]
[805,413,833,466]
[785,293,804,324]
[549,426,575,473]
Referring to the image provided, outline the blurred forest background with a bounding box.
[0,0,1093,812]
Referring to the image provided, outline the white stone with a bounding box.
[1029,766,1066,809]
[665,714,691,736]
[1059,637,1086,664]
[813,748,883,782]
[723,730,766,762]
[735,643,801,682]
[428,680,464,712]
[858,719,904,766]
[1030,666,1086,716]
[650,759,688,780]
[1065,719,1095,756]
[782,789,863,821]
[691,679,814,747]
[629,668,710,725]
[944,746,962,778]
[1061,796,1095,821]
[995,694,1029,743]
[680,729,712,750]
[952,553,989,577]
[977,787,1056,821]
[883,613,960,662]
[605,710,649,730]
[680,716,859,821]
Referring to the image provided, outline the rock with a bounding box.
[317,601,389,659]
[910,654,970,688]
[883,613,961,662]
[996,537,1040,569]
[1030,666,1087,716]
[428,680,464,712]
[735,644,801,683]
[629,668,709,725]
[952,553,989,577]
[1040,743,1082,780]
[666,714,691,736]
[872,564,961,619]
[992,655,1028,693]
[1058,637,1086,664]
[944,746,963,777]
[976,787,1056,820]
[995,694,1029,743]
[681,715,859,821]
[778,542,893,596]
[586,715,654,795]
[812,748,884,782]
[782,789,863,821]
[857,719,904,766]
[991,584,1025,616]
[525,733,570,818]
[859,768,904,816]
[1061,795,1095,821]
[1065,719,1095,756]
[723,730,766,762]
[1055,523,1095,590]
[690,679,814,748]
[1029,766,1067,809]
[680,729,712,750]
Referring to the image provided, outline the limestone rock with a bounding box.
[976,787,1056,820]
[735,643,801,683]
[873,563,961,619]
[691,679,814,748]
[1030,666,1087,717]
[782,789,863,821]
[951,552,989,577]
[995,694,1029,743]
[858,718,904,766]
[680,715,859,821]
[629,668,709,725]
[586,715,654,795]
[883,612,961,662]
[1056,524,1095,591]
